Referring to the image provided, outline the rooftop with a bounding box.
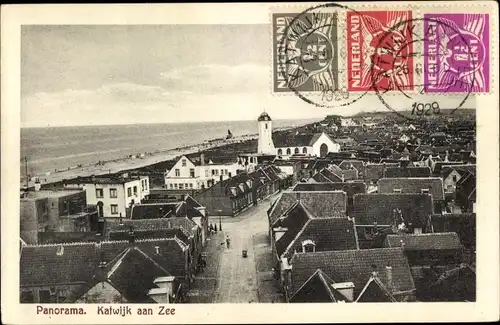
[21,189,84,200]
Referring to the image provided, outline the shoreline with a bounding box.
[21,125,303,188]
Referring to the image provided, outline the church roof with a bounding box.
[258,112,272,121]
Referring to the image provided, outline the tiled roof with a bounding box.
[269,191,347,226]
[339,160,365,173]
[385,232,463,250]
[20,243,97,287]
[384,167,431,178]
[130,203,180,220]
[284,218,358,258]
[107,217,197,236]
[38,232,104,244]
[378,177,445,201]
[355,275,397,302]
[289,269,348,303]
[107,247,171,303]
[290,248,414,298]
[273,132,316,148]
[109,228,190,245]
[352,194,433,226]
[274,202,313,258]
[292,182,366,198]
[441,164,476,180]
[342,169,358,181]
[364,164,386,181]
[102,238,187,277]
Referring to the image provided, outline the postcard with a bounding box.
[1,2,499,324]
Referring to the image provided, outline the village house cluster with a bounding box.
[19,110,476,303]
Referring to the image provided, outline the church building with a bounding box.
[257,111,340,158]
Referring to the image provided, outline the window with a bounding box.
[286,148,291,155]
[303,147,308,154]
[189,183,193,189]
[174,183,178,189]
[452,175,457,182]
[111,204,118,215]
[393,188,402,193]
[294,148,299,154]
[182,159,187,167]
[96,189,104,198]
[133,186,138,196]
[225,169,228,175]
[421,188,430,194]
[109,188,117,198]
[265,123,268,130]
[220,169,224,175]
[127,187,132,197]
[205,169,209,177]
[141,180,144,191]
[278,149,283,155]
[144,179,148,190]
[169,184,173,189]
[190,168,195,178]
[185,183,189,188]
[175,169,180,177]
[179,183,184,189]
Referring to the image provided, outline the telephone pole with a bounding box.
[24,157,29,189]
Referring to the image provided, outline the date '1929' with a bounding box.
[411,102,440,116]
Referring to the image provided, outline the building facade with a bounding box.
[64,174,150,218]
[164,154,240,190]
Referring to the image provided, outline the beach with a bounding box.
[21,121,311,188]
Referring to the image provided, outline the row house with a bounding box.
[106,217,203,277]
[63,174,150,219]
[283,248,417,302]
[20,189,98,244]
[384,232,469,302]
[164,154,240,191]
[351,193,434,249]
[455,171,476,213]
[292,182,366,215]
[378,177,445,214]
[441,164,476,195]
[20,236,191,304]
[267,191,348,267]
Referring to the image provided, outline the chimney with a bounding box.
[34,178,41,191]
[385,266,394,293]
[331,282,355,302]
[200,153,205,166]
[149,276,176,303]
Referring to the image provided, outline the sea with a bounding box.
[21,119,319,176]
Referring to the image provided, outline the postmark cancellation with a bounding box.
[271,2,494,101]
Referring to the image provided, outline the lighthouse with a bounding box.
[257,111,275,154]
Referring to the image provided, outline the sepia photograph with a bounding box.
[2,1,499,324]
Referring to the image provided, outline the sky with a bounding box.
[21,25,475,127]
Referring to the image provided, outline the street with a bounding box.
[188,193,284,303]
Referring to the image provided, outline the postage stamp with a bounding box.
[346,10,414,93]
[273,12,339,93]
[423,13,490,93]
[271,2,495,121]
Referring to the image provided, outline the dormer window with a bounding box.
[301,239,316,253]
[393,188,402,193]
[56,245,64,256]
